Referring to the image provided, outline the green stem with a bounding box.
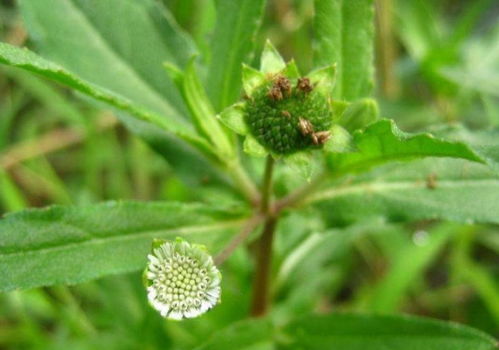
[250,216,277,317]
[250,155,277,317]
[260,156,275,214]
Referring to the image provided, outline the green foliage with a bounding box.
[206,0,266,110]
[364,223,456,312]
[313,0,374,100]
[195,318,273,350]
[281,313,497,350]
[0,0,498,347]
[0,201,245,292]
[327,119,484,175]
[315,158,499,226]
[0,42,210,153]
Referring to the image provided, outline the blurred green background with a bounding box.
[0,0,498,348]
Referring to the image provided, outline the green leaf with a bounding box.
[281,313,497,350]
[218,102,249,135]
[283,152,316,181]
[339,98,379,133]
[313,0,375,100]
[0,201,246,292]
[396,0,442,60]
[0,43,212,156]
[365,223,455,313]
[244,135,268,157]
[327,119,484,175]
[282,59,301,79]
[242,64,266,96]
[312,158,499,226]
[308,64,336,96]
[323,125,352,153]
[431,124,499,173]
[14,0,223,178]
[0,170,28,212]
[19,0,194,116]
[260,40,286,74]
[196,319,273,350]
[116,115,227,186]
[206,0,266,110]
[459,256,499,326]
[164,59,235,159]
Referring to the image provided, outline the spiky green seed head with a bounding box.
[244,74,333,155]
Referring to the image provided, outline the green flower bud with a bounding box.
[244,74,333,154]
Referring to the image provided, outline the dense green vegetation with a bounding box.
[0,0,498,349]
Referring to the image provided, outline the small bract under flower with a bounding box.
[145,239,221,320]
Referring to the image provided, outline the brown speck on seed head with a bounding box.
[267,86,283,101]
[297,77,313,93]
[298,117,314,136]
[281,110,291,118]
[242,93,253,101]
[311,131,331,145]
[275,75,292,96]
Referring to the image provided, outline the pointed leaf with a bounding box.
[19,0,195,119]
[0,201,246,291]
[218,102,248,135]
[323,125,352,153]
[283,59,301,78]
[308,64,336,95]
[312,158,499,226]
[284,152,316,180]
[205,0,267,110]
[340,98,379,132]
[244,135,268,157]
[260,40,286,74]
[314,0,375,100]
[165,59,235,158]
[196,319,273,350]
[242,64,266,96]
[327,119,484,175]
[282,313,497,350]
[0,43,212,153]
[431,124,499,174]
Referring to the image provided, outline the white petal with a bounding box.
[168,311,183,320]
[148,254,160,264]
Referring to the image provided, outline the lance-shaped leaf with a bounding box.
[0,43,214,157]
[281,313,497,350]
[196,319,273,350]
[313,0,375,100]
[327,119,484,175]
[14,0,226,182]
[205,0,266,110]
[19,0,195,117]
[165,59,235,159]
[312,158,499,226]
[339,98,379,132]
[260,40,286,74]
[0,201,246,292]
[431,124,499,173]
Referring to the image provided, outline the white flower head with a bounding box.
[144,238,221,320]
